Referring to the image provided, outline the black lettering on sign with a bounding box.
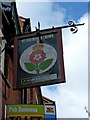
[16,116,22,120]
[9,116,15,120]
[8,116,43,120]
[24,116,28,120]
[30,116,42,120]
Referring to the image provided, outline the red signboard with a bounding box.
[14,28,65,89]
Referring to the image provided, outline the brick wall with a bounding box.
[6,54,21,104]
[1,53,21,117]
[0,75,2,119]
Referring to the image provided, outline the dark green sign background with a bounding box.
[14,28,65,89]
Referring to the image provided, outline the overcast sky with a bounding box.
[16,1,88,118]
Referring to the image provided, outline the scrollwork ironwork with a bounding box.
[68,21,78,34]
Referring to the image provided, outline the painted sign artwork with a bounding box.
[19,43,57,74]
[14,28,65,89]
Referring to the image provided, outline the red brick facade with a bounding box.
[0,2,55,119]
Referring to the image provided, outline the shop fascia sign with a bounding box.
[5,104,56,120]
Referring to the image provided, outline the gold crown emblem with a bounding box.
[32,44,44,52]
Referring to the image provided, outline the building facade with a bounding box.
[0,1,56,119]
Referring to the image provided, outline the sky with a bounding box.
[16,1,88,118]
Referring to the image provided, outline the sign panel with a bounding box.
[14,28,65,89]
[44,105,56,120]
[6,105,44,120]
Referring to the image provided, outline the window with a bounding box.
[0,29,6,75]
[0,43,1,70]
[1,40,6,75]
[0,29,2,72]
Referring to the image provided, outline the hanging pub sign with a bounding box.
[14,28,65,89]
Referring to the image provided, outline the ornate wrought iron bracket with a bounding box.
[35,21,85,34]
[1,21,85,53]
[68,21,78,34]
[60,20,85,33]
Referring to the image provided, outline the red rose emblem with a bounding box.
[30,50,46,64]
